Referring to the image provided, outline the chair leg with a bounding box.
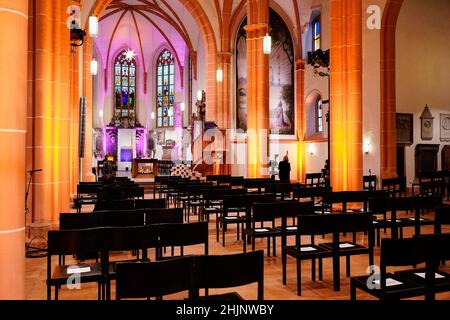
[350,281,357,300]
[243,232,247,253]
[222,223,226,247]
[98,281,102,300]
[273,237,276,257]
[47,285,51,301]
[216,219,220,243]
[346,256,351,277]
[267,237,271,257]
[55,286,59,301]
[319,258,323,281]
[237,223,240,240]
[296,259,302,296]
[282,252,287,285]
[312,258,316,281]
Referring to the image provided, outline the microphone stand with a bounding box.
[25,170,47,258]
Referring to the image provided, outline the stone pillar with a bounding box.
[295,59,306,183]
[29,0,72,223]
[217,52,232,129]
[381,0,403,179]
[82,36,95,182]
[330,0,363,191]
[245,0,270,178]
[0,0,28,299]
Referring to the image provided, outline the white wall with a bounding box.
[396,0,450,184]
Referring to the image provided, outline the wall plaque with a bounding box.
[420,105,434,141]
[440,113,450,142]
[396,113,413,145]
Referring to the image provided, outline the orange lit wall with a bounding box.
[0,0,28,299]
[329,0,363,191]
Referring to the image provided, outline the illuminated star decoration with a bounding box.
[123,48,136,61]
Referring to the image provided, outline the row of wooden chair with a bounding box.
[116,250,264,300]
[47,222,208,300]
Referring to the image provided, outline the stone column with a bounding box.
[245,0,270,178]
[330,0,363,191]
[0,0,28,299]
[295,59,306,183]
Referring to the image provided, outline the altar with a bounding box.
[132,158,158,178]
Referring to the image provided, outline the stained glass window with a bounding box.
[316,98,323,133]
[312,15,321,51]
[114,50,136,123]
[156,49,175,128]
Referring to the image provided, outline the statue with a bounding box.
[195,90,206,122]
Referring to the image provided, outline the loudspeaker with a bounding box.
[79,97,86,158]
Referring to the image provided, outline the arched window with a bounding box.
[114,50,136,124]
[316,98,323,133]
[312,15,321,51]
[156,49,175,128]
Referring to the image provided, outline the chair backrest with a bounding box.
[47,228,102,256]
[116,257,196,300]
[157,222,209,254]
[122,187,145,199]
[103,226,149,252]
[60,210,146,229]
[305,173,323,186]
[363,175,377,191]
[77,184,100,196]
[146,208,183,225]
[95,199,135,211]
[380,236,428,268]
[292,186,331,200]
[252,201,314,223]
[135,199,167,209]
[195,250,264,300]
[229,176,244,187]
[297,214,336,235]
[429,233,450,261]
[335,213,373,233]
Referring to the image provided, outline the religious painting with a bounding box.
[235,10,295,135]
[440,113,450,142]
[396,113,414,145]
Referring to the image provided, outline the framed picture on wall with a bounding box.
[156,130,166,145]
[396,113,414,145]
[440,113,450,142]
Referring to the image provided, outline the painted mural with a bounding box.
[236,10,295,135]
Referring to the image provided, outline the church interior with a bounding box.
[1,0,450,301]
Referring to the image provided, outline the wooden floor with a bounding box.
[25,196,450,300]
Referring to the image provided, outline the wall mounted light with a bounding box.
[90,58,98,76]
[216,68,223,83]
[263,33,272,55]
[180,102,185,112]
[98,110,104,118]
[308,144,316,155]
[151,112,155,120]
[363,141,371,154]
[89,16,99,38]
[197,90,203,102]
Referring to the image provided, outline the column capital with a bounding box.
[295,59,306,70]
[217,52,232,64]
[244,23,269,38]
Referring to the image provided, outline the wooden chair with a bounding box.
[102,225,157,300]
[116,257,196,300]
[351,236,429,300]
[194,250,264,300]
[156,222,209,259]
[47,228,103,300]
[363,175,377,191]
